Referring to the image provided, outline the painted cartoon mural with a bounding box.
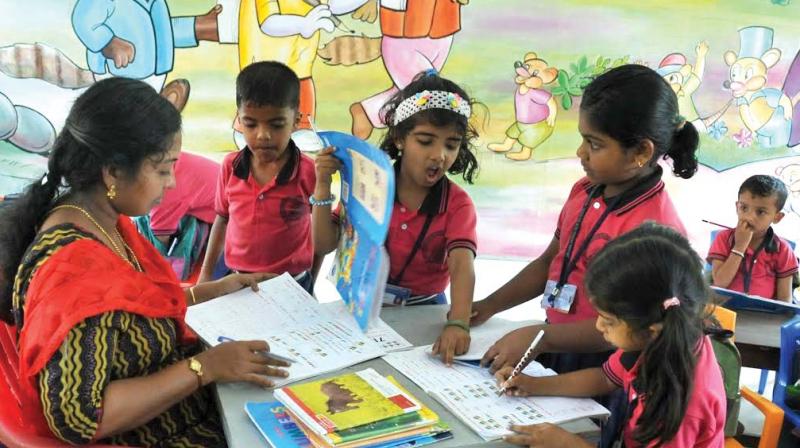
[3,0,800,259]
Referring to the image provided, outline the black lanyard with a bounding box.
[548,185,624,303]
[388,214,434,285]
[741,238,768,294]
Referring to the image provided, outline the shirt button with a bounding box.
[400,207,407,213]
[401,223,408,230]
[593,201,600,209]
[258,194,264,200]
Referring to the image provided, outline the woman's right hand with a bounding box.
[314,146,342,188]
[481,325,542,373]
[196,340,289,388]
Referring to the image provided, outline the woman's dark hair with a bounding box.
[379,71,479,183]
[581,64,699,179]
[584,222,709,447]
[0,77,181,323]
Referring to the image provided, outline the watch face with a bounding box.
[190,358,202,374]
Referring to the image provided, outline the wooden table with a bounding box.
[214,305,599,448]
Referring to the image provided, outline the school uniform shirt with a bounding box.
[215,141,315,275]
[706,227,798,299]
[149,152,219,236]
[547,166,686,324]
[602,336,726,447]
[334,171,477,296]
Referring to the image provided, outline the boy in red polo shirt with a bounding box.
[708,174,798,301]
[198,61,317,292]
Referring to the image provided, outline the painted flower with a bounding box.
[447,92,461,109]
[732,128,753,148]
[707,120,728,141]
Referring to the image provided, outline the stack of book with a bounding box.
[260,368,451,448]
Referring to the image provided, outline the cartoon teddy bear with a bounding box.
[724,26,799,148]
[488,52,558,161]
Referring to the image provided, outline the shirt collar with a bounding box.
[232,139,300,185]
[584,165,664,215]
[393,161,450,216]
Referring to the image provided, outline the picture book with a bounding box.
[275,368,420,436]
[711,286,800,314]
[245,401,312,448]
[319,131,395,332]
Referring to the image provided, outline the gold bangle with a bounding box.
[730,249,745,258]
[189,286,197,304]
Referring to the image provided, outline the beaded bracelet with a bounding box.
[445,319,470,333]
[309,194,337,207]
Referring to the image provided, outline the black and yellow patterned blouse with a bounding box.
[13,224,226,447]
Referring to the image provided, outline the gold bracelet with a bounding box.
[189,286,197,304]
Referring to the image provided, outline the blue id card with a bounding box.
[384,284,411,306]
[541,279,577,313]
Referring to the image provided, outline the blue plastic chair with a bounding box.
[707,228,798,395]
[772,315,800,430]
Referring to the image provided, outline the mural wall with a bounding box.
[2,0,800,259]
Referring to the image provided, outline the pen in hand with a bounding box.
[217,336,296,364]
[497,330,545,397]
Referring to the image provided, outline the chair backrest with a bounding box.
[773,315,800,428]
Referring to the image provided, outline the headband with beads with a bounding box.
[392,90,472,126]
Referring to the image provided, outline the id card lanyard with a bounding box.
[547,185,623,306]
[741,237,768,294]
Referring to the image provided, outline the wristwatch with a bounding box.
[188,357,204,388]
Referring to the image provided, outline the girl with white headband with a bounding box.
[313,70,480,365]
[497,223,726,448]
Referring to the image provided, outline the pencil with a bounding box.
[702,219,733,230]
[497,329,545,396]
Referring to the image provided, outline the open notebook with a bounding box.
[384,346,609,441]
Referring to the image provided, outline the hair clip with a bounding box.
[662,297,681,310]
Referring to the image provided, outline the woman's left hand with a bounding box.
[503,424,592,448]
[432,325,470,366]
[215,272,276,297]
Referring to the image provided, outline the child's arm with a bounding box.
[432,248,475,365]
[495,366,618,398]
[711,220,752,288]
[312,147,342,256]
[198,215,227,283]
[775,275,793,302]
[471,235,559,326]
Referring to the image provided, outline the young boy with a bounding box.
[198,61,317,292]
[708,175,798,301]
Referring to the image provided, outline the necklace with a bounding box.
[50,204,142,272]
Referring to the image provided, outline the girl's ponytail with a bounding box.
[666,121,699,179]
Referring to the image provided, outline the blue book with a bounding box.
[319,131,395,331]
[711,286,800,314]
[245,401,312,448]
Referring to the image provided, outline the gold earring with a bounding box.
[107,184,117,200]
[637,160,643,168]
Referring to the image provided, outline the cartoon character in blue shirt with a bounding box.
[71,0,221,93]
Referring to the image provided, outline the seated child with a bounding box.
[199,61,317,292]
[497,223,726,448]
[708,174,798,302]
[134,151,219,280]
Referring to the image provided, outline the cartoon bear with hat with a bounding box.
[724,26,799,148]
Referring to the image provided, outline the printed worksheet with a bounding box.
[384,347,609,441]
[422,318,533,361]
[185,274,386,387]
[321,301,413,353]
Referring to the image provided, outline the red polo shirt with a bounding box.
[706,227,798,299]
[547,167,686,324]
[215,142,315,275]
[602,337,726,447]
[149,151,219,235]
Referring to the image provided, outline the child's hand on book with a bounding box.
[432,325,470,366]
[494,367,538,397]
[198,340,290,388]
[503,423,592,448]
[481,325,542,373]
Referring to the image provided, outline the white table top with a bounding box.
[214,305,600,448]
